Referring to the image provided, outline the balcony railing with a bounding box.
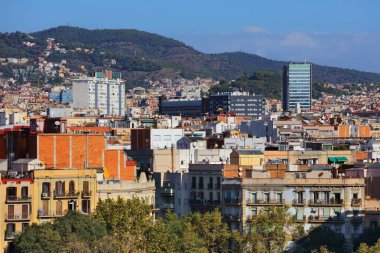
[81,191,92,198]
[224,214,241,221]
[246,199,285,206]
[54,191,80,199]
[41,191,51,199]
[292,199,306,206]
[224,198,242,205]
[37,210,65,218]
[160,188,175,195]
[4,231,18,240]
[294,215,307,223]
[189,199,221,206]
[308,215,344,223]
[6,196,32,203]
[5,213,30,221]
[161,203,175,209]
[308,199,344,206]
[351,199,362,207]
[351,216,363,223]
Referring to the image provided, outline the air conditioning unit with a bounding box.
[42,193,48,197]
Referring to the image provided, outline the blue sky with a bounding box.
[2,0,380,72]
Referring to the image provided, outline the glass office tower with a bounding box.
[282,63,312,112]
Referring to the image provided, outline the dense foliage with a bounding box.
[13,199,378,253]
[1,26,380,86]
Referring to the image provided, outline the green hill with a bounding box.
[1,26,380,86]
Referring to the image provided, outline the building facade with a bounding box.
[73,72,125,116]
[209,92,264,117]
[282,63,312,112]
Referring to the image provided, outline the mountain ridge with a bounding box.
[1,26,380,86]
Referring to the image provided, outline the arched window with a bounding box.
[56,201,62,215]
[55,181,65,197]
[69,180,75,194]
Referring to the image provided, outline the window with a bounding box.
[276,193,282,203]
[56,201,63,215]
[68,200,76,211]
[55,181,65,196]
[69,180,75,194]
[264,193,270,203]
[251,208,257,216]
[6,223,15,236]
[209,192,213,202]
[191,177,196,189]
[251,192,257,203]
[42,182,50,197]
[314,192,319,203]
[297,192,303,204]
[198,177,204,189]
[216,177,221,189]
[6,187,17,201]
[7,205,14,219]
[42,200,49,215]
[22,223,29,231]
[296,208,304,221]
[82,200,90,214]
[21,187,28,198]
[83,181,89,195]
[208,177,213,189]
[22,204,28,219]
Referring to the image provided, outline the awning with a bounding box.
[328,157,348,163]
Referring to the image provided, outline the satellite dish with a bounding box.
[55,121,60,126]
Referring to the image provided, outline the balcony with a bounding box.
[308,199,344,207]
[224,198,242,205]
[6,196,32,203]
[5,214,30,221]
[41,191,51,199]
[4,231,18,240]
[81,191,92,198]
[351,198,362,207]
[224,214,241,222]
[161,203,175,210]
[351,216,363,223]
[308,215,344,223]
[246,199,285,206]
[188,199,221,206]
[37,210,65,219]
[292,199,306,206]
[160,188,174,196]
[54,191,80,199]
[294,215,307,223]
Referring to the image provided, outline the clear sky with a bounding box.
[2,0,380,73]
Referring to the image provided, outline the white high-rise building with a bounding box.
[72,71,125,116]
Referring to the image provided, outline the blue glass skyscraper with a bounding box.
[282,63,312,112]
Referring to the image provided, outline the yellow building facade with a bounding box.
[33,169,98,222]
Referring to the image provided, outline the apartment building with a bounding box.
[33,169,98,221]
[0,173,33,251]
[221,169,365,239]
[72,71,125,116]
